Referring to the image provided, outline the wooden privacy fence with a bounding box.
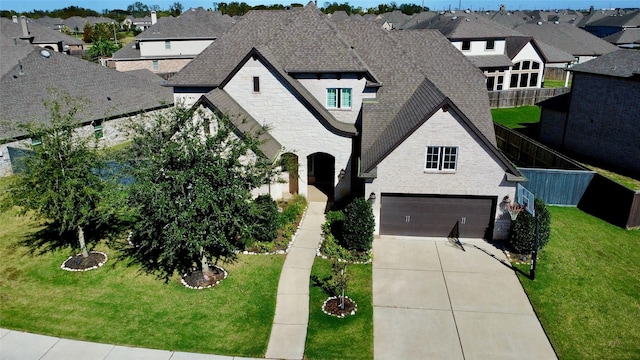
[488,87,570,108]
[495,124,640,229]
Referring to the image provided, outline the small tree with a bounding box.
[509,198,551,254]
[1,95,106,258]
[126,106,279,282]
[341,197,375,252]
[87,38,119,61]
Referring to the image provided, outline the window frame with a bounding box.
[425,146,458,172]
[93,121,104,140]
[485,39,495,50]
[253,76,260,93]
[326,87,352,109]
[152,60,159,70]
[164,40,171,49]
[461,40,471,51]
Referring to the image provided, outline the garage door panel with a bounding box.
[380,195,495,238]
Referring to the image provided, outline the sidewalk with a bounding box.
[0,328,261,360]
[264,200,326,360]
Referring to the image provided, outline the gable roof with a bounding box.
[603,27,640,45]
[410,13,523,39]
[0,42,173,141]
[505,36,574,64]
[569,49,640,78]
[171,5,520,178]
[0,17,83,46]
[514,22,618,56]
[137,8,236,40]
[586,10,640,27]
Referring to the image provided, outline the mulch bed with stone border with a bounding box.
[181,265,228,290]
[322,296,357,318]
[61,251,108,272]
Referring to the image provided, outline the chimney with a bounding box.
[151,11,157,25]
[12,15,18,23]
[20,16,29,37]
[499,4,506,13]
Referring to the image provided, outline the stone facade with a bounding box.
[365,108,516,239]
[223,57,354,202]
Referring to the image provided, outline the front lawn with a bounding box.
[305,258,373,359]
[491,105,540,129]
[515,206,640,360]
[543,79,571,88]
[0,205,284,357]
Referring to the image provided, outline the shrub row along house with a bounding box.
[168,3,525,239]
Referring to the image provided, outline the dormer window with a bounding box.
[327,88,352,109]
[461,40,471,51]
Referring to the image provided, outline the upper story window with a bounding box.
[425,146,458,172]
[253,77,260,92]
[152,60,159,70]
[461,40,471,51]
[510,60,542,89]
[486,39,495,50]
[327,88,352,109]
[164,40,171,49]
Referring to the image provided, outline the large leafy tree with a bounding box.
[87,38,120,60]
[2,95,106,258]
[126,106,279,282]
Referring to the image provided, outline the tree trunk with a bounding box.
[201,248,211,281]
[78,226,89,258]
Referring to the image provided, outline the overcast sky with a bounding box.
[1,0,637,12]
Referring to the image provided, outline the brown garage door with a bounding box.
[380,194,496,238]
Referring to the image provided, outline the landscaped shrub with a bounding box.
[251,194,279,243]
[324,210,345,240]
[341,198,375,252]
[278,195,307,228]
[508,198,551,254]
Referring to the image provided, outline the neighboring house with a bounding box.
[603,27,640,48]
[1,16,84,53]
[583,10,640,37]
[169,4,524,240]
[537,50,640,175]
[111,8,235,76]
[514,21,618,65]
[408,13,551,91]
[0,37,174,177]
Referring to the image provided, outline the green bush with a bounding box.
[508,198,551,254]
[278,195,307,228]
[324,210,345,240]
[251,194,279,243]
[341,198,375,252]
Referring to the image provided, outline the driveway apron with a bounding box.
[373,236,557,360]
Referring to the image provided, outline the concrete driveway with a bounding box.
[373,236,557,360]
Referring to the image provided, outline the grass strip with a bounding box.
[515,206,640,360]
[491,105,540,129]
[305,257,373,360]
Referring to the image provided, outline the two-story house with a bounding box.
[169,4,524,240]
[111,8,235,76]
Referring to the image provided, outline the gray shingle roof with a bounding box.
[467,54,513,68]
[112,41,141,60]
[586,10,640,27]
[171,5,519,177]
[410,13,523,39]
[569,49,640,77]
[0,44,173,141]
[137,8,236,40]
[603,28,640,44]
[0,17,84,46]
[202,89,282,160]
[515,22,618,56]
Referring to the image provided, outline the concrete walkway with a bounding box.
[0,328,260,360]
[373,236,557,360]
[264,199,327,360]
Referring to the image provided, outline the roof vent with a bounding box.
[464,9,471,13]
[451,16,458,20]
[554,21,559,24]
[537,21,543,25]
[451,10,456,14]
[40,49,51,58]
[465,18,470,21]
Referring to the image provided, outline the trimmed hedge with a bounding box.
[508,198,551,254]
[341,198,375,252]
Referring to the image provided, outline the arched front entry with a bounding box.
[307,152,335,201]
[279,152,299,195]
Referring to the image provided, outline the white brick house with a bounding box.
[169,5,524,240]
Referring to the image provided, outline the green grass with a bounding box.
[305,258,373,360]
[491,105,540,129]
[515,207,640,360]
[0,205,284,357]
[543,79,571,88]
[581,164,640,190]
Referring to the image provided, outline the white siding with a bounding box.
[452,39,506,56]
[223,57,353,201]
[365,108,515,239]
[139,39,214,57]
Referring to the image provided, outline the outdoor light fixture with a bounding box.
[338,169,346,179]
[368,192,376,202]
